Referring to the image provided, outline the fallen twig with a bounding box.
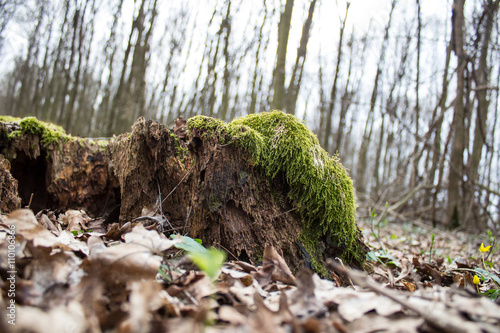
[328,260,488,333]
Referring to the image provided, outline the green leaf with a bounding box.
[171,235,208,254]
[189,248,226,279]
[71,230,78,236]
[482,289,499,301]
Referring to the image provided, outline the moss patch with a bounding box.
[188,110,363,268]
[1,116,73,146]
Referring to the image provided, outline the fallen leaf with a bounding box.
[6,209,67,249]
[252,244,296,286]
[60,209,91,232]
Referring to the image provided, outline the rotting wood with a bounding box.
[0,117,119,215]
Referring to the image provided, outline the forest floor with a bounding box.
[1,207,500,333]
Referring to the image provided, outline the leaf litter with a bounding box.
[1,208,499,332]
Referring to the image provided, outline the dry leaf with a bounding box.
[252,244,296,286]
[87,224,180,282]
[60,209,91,232]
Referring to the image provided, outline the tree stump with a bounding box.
[0,154,21,212]
[1,113,366,275]
[0,117,119,215]
[109,112,367,274]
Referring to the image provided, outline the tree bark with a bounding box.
[108,116,367,273]
[447,0,466,228]
[285,0,316,116]
[463,0,499,229]
[0,119,119,215]
[322,1,349,150]
[355,0,396,194]
[271,0,294,111]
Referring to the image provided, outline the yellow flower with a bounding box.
[473,275,480,285]
[479,243,491,253]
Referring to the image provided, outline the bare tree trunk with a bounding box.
[463,0,499,229]
[271,0,294,111]
[57,4,80,126]
[15,2,46,116]
[108,0,142,135]
[285,0,316,116]
[447,0,466,228]
[66,0,92,132]
[355,0,396,194]
[249,0,268,114]
[322,1,349,150]
[410,0,422,189]
[33,13,54,119]
[0,0,22,54]
[334,32,355,153]
[98,0,123,135]
[427,43,452,224]
[200,7,222,117]
[373,32,411,195]
[220,0,232,121]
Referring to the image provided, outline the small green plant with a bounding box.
[169,235,226,280]
[429,232,435,262]
[369,208,386,251]
[366,249,400,268]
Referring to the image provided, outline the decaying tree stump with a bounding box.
[0,117,119,215]
[108,112,367,274]
[1,113,366,275]
[107,118,192,224]
[0,154,21,212]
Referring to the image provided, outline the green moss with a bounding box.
[208,194,222,212]
[299,230,328,277]
[0,116,22,123]
[188,110,364,270]
[170,132,189,161]
[1,116,72,147]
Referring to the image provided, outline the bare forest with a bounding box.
[1,0,500,232]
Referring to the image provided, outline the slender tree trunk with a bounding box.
[427,43,452,223]
[46,0,70,122]
[463,0,499,229]
[271,0,294,111]
[15,2,46,116]
[98,0,123,135]
[355,0,396,194]
[334,32,354,153]
[33,13,54,119]
[108,0,142,135]
[249,0,267,114]
[410,0,422,189]
[220,0,232,121]
[58,5,80,126]
[373,31,411,194]
[66,0,91,131]
[322,1,349,150]
[285,0,316,116]
[447,0,466,228]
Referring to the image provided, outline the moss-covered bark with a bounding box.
[188,110,365,270]
[0,116,118,214]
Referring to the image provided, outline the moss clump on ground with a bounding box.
[0,116,72,146]
[188,110,363,270]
